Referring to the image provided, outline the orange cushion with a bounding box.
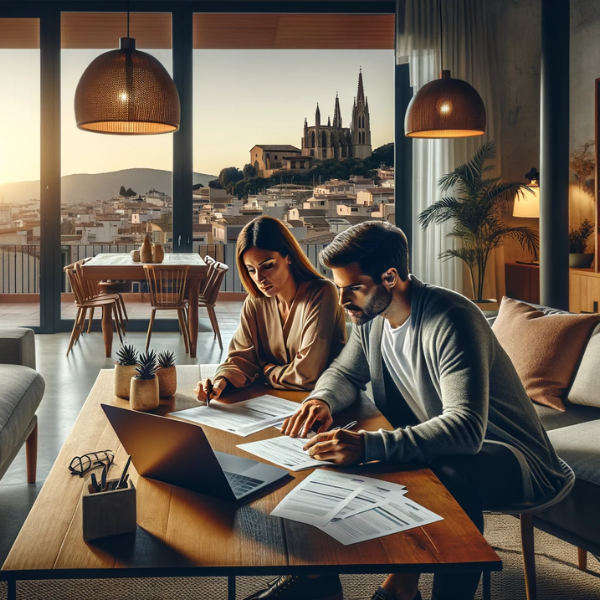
[492,297,599,411]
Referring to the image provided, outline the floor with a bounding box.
[0,300,242,564]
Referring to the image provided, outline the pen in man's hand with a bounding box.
[332,420,358,432]
[205,379,213,408]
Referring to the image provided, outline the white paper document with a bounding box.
[321,497,443,546]
[271,471,367,527]
[271,470,441,544]
[237,435,332,471]
[171,394,301,437]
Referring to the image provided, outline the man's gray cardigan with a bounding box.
[306,275,568,510]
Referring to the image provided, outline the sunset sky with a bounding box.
[0,48,394,186]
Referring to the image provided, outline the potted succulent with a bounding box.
[419,141,539,307]
[114,344,139,399]
[156,350,177,398]
[569,218,595,269]
[130,350,159,411]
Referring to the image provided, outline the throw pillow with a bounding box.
[568,323,600,408]
[492,297,599,411]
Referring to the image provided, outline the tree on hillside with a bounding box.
[219,167,244,189]
[243,163,257,179]
[125,187,137,198]
[208,179,222,189]
[365,143,394,168]
[119,185,127,196]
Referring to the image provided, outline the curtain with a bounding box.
[396,0,503,300]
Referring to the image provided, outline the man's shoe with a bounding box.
[370,588,422,600]
[244,575,343,600]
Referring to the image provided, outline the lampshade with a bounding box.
[513,184,540,218]
[405,70,486,138]
[75,37,180,135]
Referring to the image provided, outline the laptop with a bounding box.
[101,404,289,501]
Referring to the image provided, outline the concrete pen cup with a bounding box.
[82,478,136,542]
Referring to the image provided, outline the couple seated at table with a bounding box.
[195,216,569,600]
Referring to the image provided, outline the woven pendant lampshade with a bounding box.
[75,37,180,135]
[405,70,486,138]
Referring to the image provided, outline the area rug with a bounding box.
[1,515,599,599]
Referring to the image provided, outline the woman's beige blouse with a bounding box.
[214,278,346,391]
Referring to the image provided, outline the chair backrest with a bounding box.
[199,255,217,296]
[144,264,189,308]
[74,260,101,302]
[64,263,86,306]
[201,261,228,305]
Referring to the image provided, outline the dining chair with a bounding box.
[143,264,190,353]
[199,254,216,297]
[64,262,124,356]
[198,261,228,351]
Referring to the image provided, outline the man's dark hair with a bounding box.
[320,221,410,282]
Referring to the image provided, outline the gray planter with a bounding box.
[569,253,595,269]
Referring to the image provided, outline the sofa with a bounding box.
[488,301,600,587]
[0,327,45,483]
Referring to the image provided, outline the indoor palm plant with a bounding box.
[419,141,539,303]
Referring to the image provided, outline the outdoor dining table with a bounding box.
[80,253,209,359]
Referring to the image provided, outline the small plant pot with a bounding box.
[157,365,177,398]
[114,364,138,399]
[130,377,159,411]
[569,253,595,269]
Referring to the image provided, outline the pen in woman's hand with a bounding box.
[205,379,213,408]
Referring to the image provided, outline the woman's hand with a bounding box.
[194,377,227,402]
[303,430,365,466]
[281,399,333,438]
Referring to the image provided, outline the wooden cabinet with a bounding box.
[569,269,600,313]
[505,263,540,304]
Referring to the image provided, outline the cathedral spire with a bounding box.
[333,92,342,128]
[315,102,321,127]
[357,68,365,107]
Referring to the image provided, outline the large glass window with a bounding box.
[192,14,395,291]
[0,18,41,327]
[60,13,173,320]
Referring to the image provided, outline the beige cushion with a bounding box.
[568,323,600,407]
[492,297,599,411]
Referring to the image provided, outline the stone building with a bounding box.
[301,70,372,161]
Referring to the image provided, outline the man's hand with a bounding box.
[281,399,333,438]
[194,377,226,402]
[303,430,365,466]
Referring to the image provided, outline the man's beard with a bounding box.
[346,285,392,325]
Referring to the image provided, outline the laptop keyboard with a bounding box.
[224,472,264,497]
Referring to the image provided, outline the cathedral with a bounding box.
[301,70,372,161]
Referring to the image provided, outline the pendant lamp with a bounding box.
[404,2,486,138]
[74,7,180,135]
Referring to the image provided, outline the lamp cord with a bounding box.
[439,0,444,71]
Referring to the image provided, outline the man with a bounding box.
[244,221,568,600]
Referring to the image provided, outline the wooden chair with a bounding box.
[64,262,124,356]
[143,264,190,353]
[199,254,216,296]
[198,261,228,351]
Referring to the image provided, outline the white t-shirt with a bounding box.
[381,317,428,423]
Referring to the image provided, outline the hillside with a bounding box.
[0,168,216,205]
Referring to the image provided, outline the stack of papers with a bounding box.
[271,471,442,545]
[171,394,301,437]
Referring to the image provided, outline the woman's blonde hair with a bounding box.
[236,216,323,298]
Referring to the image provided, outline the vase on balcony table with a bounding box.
[140,235,153,263]
[152,243,164,264]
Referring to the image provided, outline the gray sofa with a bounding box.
[0,327,45,483]
[490,305,600,568]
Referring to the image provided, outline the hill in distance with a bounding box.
[0,168,216,206]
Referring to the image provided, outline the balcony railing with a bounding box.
[0,242,330,295]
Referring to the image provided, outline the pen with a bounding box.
[116,455,132,489]
[332,420,358,432]
[100,463,107,492]
[205,379,213,408]
[90,472,99,493]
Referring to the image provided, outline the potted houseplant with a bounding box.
[156,350,177,398]
[130,350,159,411]
[569,218,595,268]
[419,141,539,307]
[114,344,138,399]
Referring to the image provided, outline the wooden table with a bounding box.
[1,366,501,600]
[81,254,209,359]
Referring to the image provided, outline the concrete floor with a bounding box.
[0,302,242,564]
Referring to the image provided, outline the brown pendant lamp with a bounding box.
[404,2,486,138]
[74,6,180,135]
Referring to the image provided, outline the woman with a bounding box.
[195,216,346,401]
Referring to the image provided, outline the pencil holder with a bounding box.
[82,478,136,542]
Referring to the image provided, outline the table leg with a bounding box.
[102,305,113,358]
[8,578,16,600]
[228,575,236,600]
[482,570,491,600]
[187,279,200,359]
